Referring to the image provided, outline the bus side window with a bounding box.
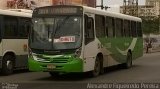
[107,17,115,37]
[18,18,31,38]
[124,20,131,37]
[131,21,137,37]
[95,15,105,38]
[85,15,95,45]
[106,17,109,37]
[115,18,123,37]
[4,16,18,38]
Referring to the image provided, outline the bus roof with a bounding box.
[0,9,32,18]
[82,6,142,22]
[33,5,141,22]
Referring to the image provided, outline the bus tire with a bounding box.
[49,72,60,77]
[90,57,101,77]
[124,52,132,69]
[2,55,14,75]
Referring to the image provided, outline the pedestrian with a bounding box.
[147,41,152,53]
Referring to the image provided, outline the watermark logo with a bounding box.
[1,83,19,89]
[87,83,160,89]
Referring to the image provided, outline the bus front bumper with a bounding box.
[28,57,83,73]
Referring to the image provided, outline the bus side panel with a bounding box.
[2,39,28,68]
[98,38,124,67]
[132,38,143,60]
[83,40,97,72]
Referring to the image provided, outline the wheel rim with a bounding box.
[93,59,100,76]
[127,54,132,67]
[6,60,13,70]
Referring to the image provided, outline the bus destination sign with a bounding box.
[36,7,82,15]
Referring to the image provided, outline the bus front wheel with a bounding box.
[90,57,101,77]
[2,55,14,75]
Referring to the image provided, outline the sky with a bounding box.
[97,0,145,12]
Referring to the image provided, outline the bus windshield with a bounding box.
[30,16,82,50]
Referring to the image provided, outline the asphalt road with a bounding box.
[0,52,160,89]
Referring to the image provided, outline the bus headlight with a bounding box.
[28,48,37,60]
[28,47,33,58]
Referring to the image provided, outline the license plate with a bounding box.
[47,64,56,69]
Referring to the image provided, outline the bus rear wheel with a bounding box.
[90,57,101,77]
[2,55,14,75]
[124,52,132,68]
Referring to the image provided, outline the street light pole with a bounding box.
[101,0,103,9]
[96,0,104,9]
[96,0,110,10]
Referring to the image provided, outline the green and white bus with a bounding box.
[29,5,143,77]
[0,9,32,75]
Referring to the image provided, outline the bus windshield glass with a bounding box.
[30,16,82,50]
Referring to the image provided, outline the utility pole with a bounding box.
[123,0,127,14]
[101,0,103,9]
[96,0,104,9]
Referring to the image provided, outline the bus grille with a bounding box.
[51,59,69,63]
[36,55,70,63]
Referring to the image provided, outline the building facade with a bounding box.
[120,0,160,19]
[0,0,96,10]
[52,0,96,7]
[145,0,160,15]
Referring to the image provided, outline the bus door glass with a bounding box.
[84,15,95,45]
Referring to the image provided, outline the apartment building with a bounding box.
[120,0,160,19]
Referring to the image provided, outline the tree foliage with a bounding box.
[142,18,159,35]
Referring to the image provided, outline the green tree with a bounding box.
[142,18,159,35]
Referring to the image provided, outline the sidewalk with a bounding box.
[151,48,160,53]
[144,48,160,54]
